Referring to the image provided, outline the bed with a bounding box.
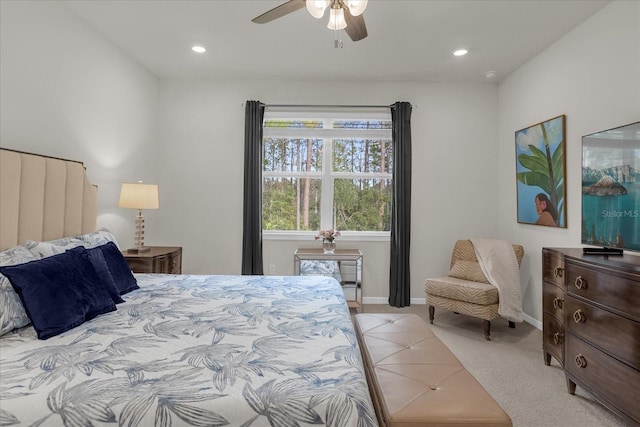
[0,149,377,426]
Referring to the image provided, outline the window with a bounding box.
[262,109,393,235]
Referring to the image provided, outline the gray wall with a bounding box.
[156,79,499,305]
[497,0,640,324]
[0,0,160,248]
[1,1,638,326]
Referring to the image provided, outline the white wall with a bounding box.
[4,0,636,325]
[498,0,640,324]
[156,79,500,301]
[0,0,501,306]
[0,1,159,249]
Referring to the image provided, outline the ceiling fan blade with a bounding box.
[343,6,367,41]
[252,0,306,24]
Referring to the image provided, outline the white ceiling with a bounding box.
[61,0,610,82]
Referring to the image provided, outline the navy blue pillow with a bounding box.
[0,249,116,340]
[96,242,139,295]
[69,246,125,304]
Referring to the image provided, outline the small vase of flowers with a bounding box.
[315,229,340,254]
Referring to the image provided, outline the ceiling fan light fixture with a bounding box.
[307,0,330,18]
[345,0,368,16]
[327,7,347,30]
[251,0,367,43]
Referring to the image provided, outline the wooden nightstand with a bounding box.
[122,246,182,274]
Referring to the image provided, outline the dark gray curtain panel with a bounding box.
[241,100,265,275]
[388,102,412,307]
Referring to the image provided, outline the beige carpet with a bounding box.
[357,304,631,427]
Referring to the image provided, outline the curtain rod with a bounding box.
[241,102,415,109]
[262,103,395,108]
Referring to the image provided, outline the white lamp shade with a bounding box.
[306,0,330,18]
[327,7,347,30]
[119,182,159,210]
[346,0,367,16]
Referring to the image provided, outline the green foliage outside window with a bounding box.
[334,179,392,231]
[263,177,321,231]
[262,117,392,233]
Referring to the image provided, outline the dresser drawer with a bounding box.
[125,257,154,273]
[566,295,640,369]
[542,249,565,287]
[566,334,640,424]
[154,255,170,273]
[565,260,640,321]
[161,252,182,274]
[543,281,565,321]
[168,251,181,274]
[542,313,565,365]
[153,251,182,274]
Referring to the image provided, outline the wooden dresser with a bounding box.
[123,246,182,274]
[542,248,640,425]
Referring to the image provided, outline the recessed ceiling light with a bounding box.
[192,46,206,53]
[452,49,468,57]
[485,71,497,79]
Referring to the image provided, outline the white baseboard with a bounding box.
[362,297,388,305]
[522,312,542,330]
[362,296,426,305]
[362,296,543,331]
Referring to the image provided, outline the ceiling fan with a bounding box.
[252,0,368,43]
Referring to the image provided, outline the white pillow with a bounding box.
[26,228,119,259]
[0,245,35,336]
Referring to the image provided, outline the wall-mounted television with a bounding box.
[581,121,640,253]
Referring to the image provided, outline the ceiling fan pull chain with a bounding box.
[334,28,343,48]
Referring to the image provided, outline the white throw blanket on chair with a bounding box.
[470,238,523,323]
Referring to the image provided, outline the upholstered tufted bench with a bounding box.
[354,313,512,427]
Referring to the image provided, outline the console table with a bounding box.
[294,248,362,310]
[542,248,640,425]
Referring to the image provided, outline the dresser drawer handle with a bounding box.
[553,267,564,278]
[553,332,564,345]
[574,276,587,290]
[575,354,587,369]
[553,297,564,310]
[573,309,586,324]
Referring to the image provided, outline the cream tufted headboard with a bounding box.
[0,148,97,251]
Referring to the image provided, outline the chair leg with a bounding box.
[509,321,515,328]
[483,320,491,340]
[428,306,435,324]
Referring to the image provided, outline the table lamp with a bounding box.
[118,181,159,253]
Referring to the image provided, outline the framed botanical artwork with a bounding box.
[515,115,567,228]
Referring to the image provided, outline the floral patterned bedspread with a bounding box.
[0,274,377,427]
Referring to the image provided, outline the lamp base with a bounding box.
[126,247,151,254]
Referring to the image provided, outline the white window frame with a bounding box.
[262,108,392,241]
